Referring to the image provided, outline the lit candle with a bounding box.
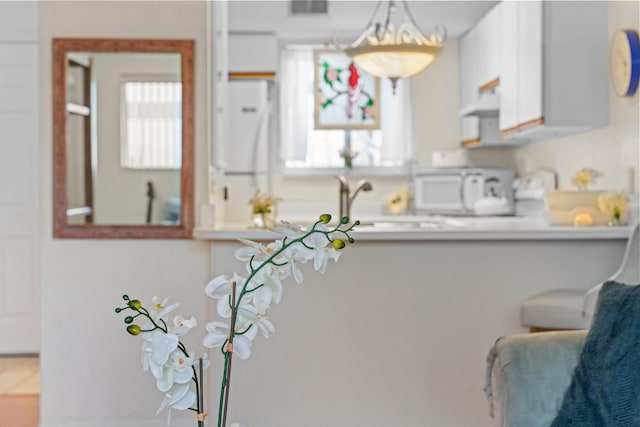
[573,213,594,227]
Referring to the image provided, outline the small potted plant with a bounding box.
[249,190,277,229]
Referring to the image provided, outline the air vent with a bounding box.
[290,0,327,15]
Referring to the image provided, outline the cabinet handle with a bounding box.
[461,138,481,148]
[228,72,276,80]
[501,117,544,137]
[479,77,500,93]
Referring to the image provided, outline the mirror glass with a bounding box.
[53,39,194,238]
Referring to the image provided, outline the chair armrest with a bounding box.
[485,330,587,427]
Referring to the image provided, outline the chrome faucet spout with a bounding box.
[336,175,373,221]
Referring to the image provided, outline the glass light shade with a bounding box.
[345,44,441,79]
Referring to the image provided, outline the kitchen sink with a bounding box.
[353,215,467,230]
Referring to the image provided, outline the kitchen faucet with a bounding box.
[336,175,373,221]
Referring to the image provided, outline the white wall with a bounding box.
[0,1,40,353]
[514,0,640,194]
[39,2,211,426]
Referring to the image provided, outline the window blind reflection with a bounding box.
[121,81,182,169]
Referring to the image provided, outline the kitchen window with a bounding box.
[120,80,182,170]
[280,45,416,173]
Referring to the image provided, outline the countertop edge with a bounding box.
[194,225,634,242]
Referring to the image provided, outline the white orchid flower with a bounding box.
[171,315,197,336]
[155,349,194,392]
[150,296,180,322]
[202,321,257,360]
[204,274,235,298]
[235,239,273,262]
[309,243,342,274]
[142,331,179,391]
[205,273,251,318]
[156,382,196,425]
[217,284,251,318]
[277,242,312,284]
[237,302,275,339]
[303,223,330,248]
[150,330,179,367]
[202,321,228,348]
[141,339,153,372]
[299,226,342,273]
[253,272,283,306]
[270,221,306,238]
[167,350,194,382]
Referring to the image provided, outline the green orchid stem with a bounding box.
[217,353,230,427]
[219,282,237,427]
[216,220,356,427]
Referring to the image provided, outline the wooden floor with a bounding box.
[0,357,39,427]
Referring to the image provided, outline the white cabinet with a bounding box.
[498,0,519,134]
[228,33,278,77]
[476,6,501,90]
[458,5,504,148]
[461,1,609,147]
[499,1,608,140]
[459,25,480,145]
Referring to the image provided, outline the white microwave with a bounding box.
[412,168,516,215]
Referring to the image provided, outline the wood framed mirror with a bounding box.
[52,38,194,238]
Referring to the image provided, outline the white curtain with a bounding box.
[279,47,313,162]
[279,45,416,166]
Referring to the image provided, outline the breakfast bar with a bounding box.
[195,220,631,427]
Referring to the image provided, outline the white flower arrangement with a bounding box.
[385,186,411,215]
[597,192,630,225]
[572,167,602,191]
[116,214,360,427]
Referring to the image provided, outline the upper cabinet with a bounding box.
[228,33,278,78]
[460,1,609,147]
[476,5,501,90]
[459,24,480,145]
[458,6,502,147]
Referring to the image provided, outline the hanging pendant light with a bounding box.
[335,0,446,93]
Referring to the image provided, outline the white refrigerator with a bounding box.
[222,80,270,225]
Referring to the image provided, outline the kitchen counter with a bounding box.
[204,223,629,427]
[194,216,635,241]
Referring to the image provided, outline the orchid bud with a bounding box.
[127,324,141,336]
[340,216,349,224]
[332,239,345,249]
[124,316,134,324]
[128,299,142,310]
[319,214,331,224]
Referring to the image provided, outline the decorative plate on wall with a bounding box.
[610,29,640,97]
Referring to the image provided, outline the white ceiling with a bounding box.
[228,0,498,41]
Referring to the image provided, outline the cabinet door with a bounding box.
[517,0,543,127]
[459,27,479,143]
[0,43,39,353]
[498,1,518,133]
[478,6,501,88]
[228,33,278,73]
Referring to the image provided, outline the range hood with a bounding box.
[459,89,499,117]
